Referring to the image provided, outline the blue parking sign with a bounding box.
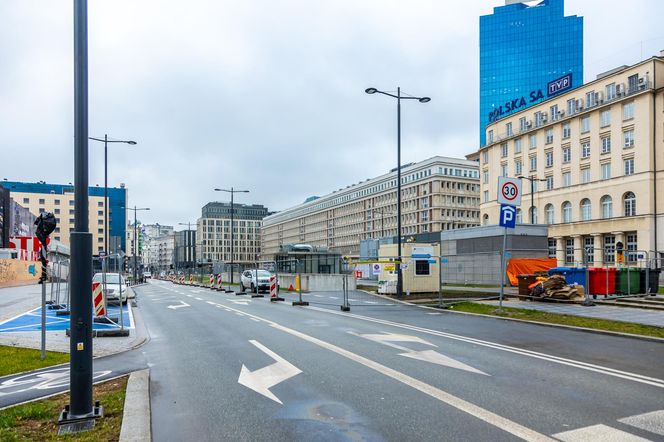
[499,204,517,229]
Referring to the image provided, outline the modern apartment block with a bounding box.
[261,156,481,258]
[0,181,128,254]
[197,202,269,264]
[478,52,664,266]
[480,0,583,146]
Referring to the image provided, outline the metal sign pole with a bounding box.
[499,227,507,310]
[41,244,46,360]
[438,256,443,309]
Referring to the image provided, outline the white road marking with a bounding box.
[426,312,442,315]
[216,303,553,441]
[309,307,664,389]
[235,313,245,317]
[619,410,664,436]
[186,295,193,298]
[237,340,302,405]
[167,301,190,310]
[351,332,488,376]
[206,301,216,305]
[329,296,339,299]
[314,295,324,298]
[195,297,202,301]
[553,424,650,441]
[250,318,260,322]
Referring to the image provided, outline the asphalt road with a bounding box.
[136,280,664,441]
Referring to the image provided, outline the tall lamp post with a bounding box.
[123,206,150,282]
[214,187,249,287]
[517,175,547,224]
[178,222,197,275]
[365,87,430,297]
[89,135,136,255]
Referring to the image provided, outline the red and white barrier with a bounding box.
[269,275,284,302]
[209,274,214,288]
[92,282,105,317]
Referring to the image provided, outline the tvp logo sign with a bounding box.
[499,204,517,229]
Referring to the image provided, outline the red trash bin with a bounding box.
[588,267,616,297]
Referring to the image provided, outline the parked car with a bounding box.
[143,271,152,279]
[92,273,133,303]
[240,270,273,293]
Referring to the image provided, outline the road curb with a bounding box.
[119,369,151,442]
[358,289,664,344]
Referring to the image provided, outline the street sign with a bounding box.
[372,263,381,275]
[497,176,522,206]
[354,270,363,279]
[412,246,433,259]
[499,204,517,229]
[400,263,409,271]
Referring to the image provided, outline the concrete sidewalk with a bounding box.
[0,283,149,357]
[478,299,664,328]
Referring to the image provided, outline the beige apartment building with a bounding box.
[478,53,664,266]
[3,183,127,255]
[261,156,481,258]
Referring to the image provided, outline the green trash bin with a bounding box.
[616,268,642,295]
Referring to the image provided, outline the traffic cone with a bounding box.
[288,284,294,291]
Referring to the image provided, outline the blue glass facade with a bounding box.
[480,0,583,146]
[0,181,128,251]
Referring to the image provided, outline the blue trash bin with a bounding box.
[548,267,587,287]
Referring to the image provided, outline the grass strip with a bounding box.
[0,346,70,378]
[0,376,127,441]
[439,302,664,339]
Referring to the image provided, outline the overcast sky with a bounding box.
[2,1,663,228]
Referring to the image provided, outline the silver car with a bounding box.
[240,270,273,293]
[92,273,133,304]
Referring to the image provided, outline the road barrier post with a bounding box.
[270,275,284,302]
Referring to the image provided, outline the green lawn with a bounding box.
[0,376,127,441]
[0,346,69,377]
[440,302,664,339]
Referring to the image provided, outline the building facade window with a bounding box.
[601,136,611,153]
[483,191,489,203]
[501,164,508,177]
[516,208,522,224]
[529,156,537,171]
[580,198,591,221]
[584,237,594,264]
[601,195,613,219]
[562,201,572,223]
[581,168,591,183]
[501,143,508,157]
[600,109,611,127]
[548,238,557,258]
[506,122,513,137]
[483,171,489,184]
[562,171,571,187]
[546,175,554,190]
[546,128,553,144]
[514,138,522,153]
[519,117,527,132]
[545,204,554,224]
[606,83,616,100]
[623,130,634,148]
[529,134,537,149]
[581,141,591,158]
[601,163,611,180]
[580,116,590,133]
[515,160,522,176]
[530,206,538,224]
[624,191,636,216]
[546,151,553,168]
[488,130,494,144]
[562,146,571,163]
[624,158,635,176]
[562,122,571,139]
[604,235,616,263]
[623,101,634,120]
[565,238,574,264]
[626,233,638,263]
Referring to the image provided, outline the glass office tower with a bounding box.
[480,0,583,146]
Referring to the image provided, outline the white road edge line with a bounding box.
[213,302,553,441]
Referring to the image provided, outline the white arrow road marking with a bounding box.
[399,350,489,376]
[352,332,488,376]
[553,424,650,442]
[238,340,302,405]
[167,300,190,310]
[231,300,250,305]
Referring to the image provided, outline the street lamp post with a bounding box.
[365,87,430,297]
[123,206,150,282]
[518,175,547,224]
[89,135,136,255]
[214,187,249,287]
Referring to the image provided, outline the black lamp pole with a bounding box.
[518,175,547,224]
[89,135,136,255]
[214,187,249,286]
[365,87,430,297]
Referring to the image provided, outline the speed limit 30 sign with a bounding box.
[497,176,522,206]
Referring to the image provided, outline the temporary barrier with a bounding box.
[92,282,105,317]
[269,275,284,302]
[216,273,223,291]
[180,276,185,284]
[209,274,214,288]
[189,274,193,285]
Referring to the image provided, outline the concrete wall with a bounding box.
[0,259,39,285]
